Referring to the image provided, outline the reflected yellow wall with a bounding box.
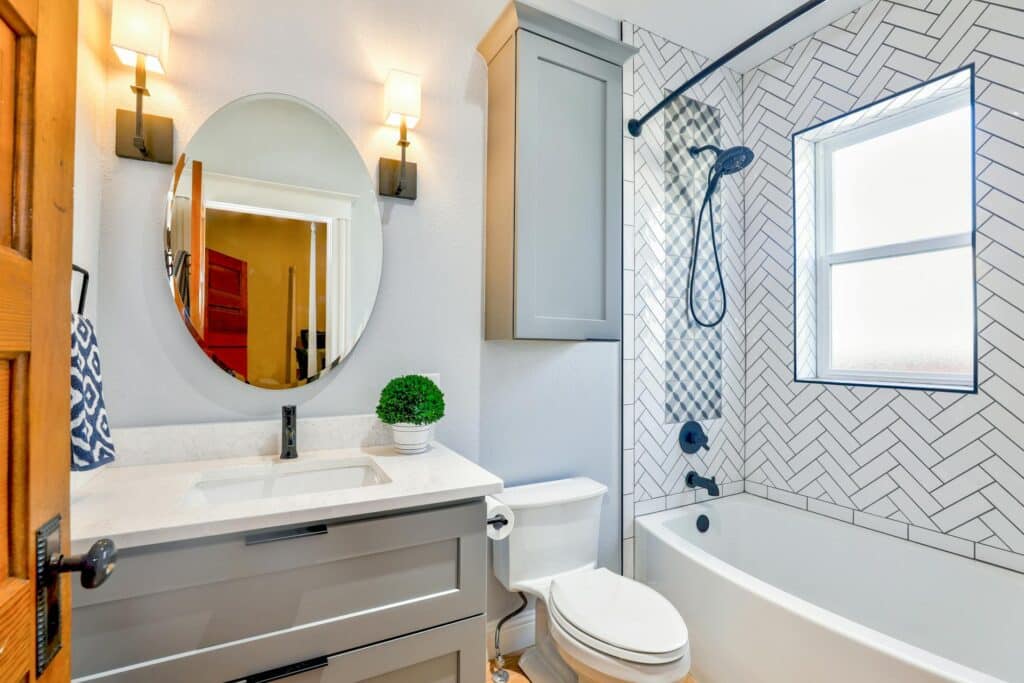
[206,209,326,388]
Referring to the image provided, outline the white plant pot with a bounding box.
[390,423,434,454]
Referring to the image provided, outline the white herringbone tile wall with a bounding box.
[743,0,1024,572]
[623,22,746,561]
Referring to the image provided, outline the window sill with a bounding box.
[795,375,977,395]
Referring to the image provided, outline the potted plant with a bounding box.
[376,374,445,454]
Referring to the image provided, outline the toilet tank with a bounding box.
[492,477,607,592]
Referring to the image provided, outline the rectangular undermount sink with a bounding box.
[186,457,390,505]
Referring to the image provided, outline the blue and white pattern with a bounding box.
[71,315,116,471]
[664,94,724,422]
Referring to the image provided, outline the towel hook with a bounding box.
[72,264,90,316]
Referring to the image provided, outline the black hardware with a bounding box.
[35,516,62,675]
[48,538,117,589]
[72,264,89,316]
[493,591,529,679]
[696,514,710,533]
[281,405,298,459]
[238,654,329,683]
[245,524,327,546]
[679,421,710,454]
[378,157,418,200]
[628,0,827,137]
[685,471,720,497]
[487,514,509,530]
[35,517,116,675]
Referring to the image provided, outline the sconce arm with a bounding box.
[395,119,410,194]
[130,53,150,156]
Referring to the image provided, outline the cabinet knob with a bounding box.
[48,538,117,589]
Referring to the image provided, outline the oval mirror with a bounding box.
[165,94,382,390]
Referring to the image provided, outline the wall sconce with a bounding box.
[378,70,421,200]
[111,0,173,164]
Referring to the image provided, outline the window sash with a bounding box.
[812,99,974,390]
[814,244,975,390]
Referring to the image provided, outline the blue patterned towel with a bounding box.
[71,314,116,470]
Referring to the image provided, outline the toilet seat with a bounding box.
[548,568,688,665]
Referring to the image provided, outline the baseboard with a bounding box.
[486,608,535,659]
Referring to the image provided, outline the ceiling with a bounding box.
[572,0,870,72]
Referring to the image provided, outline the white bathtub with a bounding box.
[636,494,1024,683]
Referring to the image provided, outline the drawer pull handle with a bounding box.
[244,524,328,546]
[241,655,328,682]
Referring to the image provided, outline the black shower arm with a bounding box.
[627,0,828,137]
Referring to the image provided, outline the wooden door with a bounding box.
[204,248,248,378]
[0,0,78,681]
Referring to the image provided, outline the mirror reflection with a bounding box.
[165,94,382,390]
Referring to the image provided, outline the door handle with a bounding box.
[239,655,329,682]
[46,538,117,589]
[36,517,117,674]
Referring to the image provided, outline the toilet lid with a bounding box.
[548,568,688,664]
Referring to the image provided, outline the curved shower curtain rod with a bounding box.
[627,0,828,137]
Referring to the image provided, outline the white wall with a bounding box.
[76,0,624,623]
[73,0,109,322]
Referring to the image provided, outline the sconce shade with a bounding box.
[111,0,170,74]
[384,70,421,129]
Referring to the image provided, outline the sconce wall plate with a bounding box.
[115,108,173,163]
[378,158,417,199]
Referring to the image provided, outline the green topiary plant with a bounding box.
[376,375,445,425]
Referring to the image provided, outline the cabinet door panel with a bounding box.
[72,501,486,678]
[515,30,622,340]
[76,615,484,683]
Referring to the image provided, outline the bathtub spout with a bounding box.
[686,471,720,496]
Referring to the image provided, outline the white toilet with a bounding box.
[492,478,691,683]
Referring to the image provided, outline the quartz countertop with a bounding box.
[70,443,503,553]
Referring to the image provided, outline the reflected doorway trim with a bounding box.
[195,172,356,385]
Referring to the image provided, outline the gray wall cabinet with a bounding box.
[478,2,636,341]
[72,500,486,682]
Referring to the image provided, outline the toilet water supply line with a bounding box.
[492,592,529,683]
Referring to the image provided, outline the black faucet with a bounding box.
[281,405,298,459]
[686,471,720,496]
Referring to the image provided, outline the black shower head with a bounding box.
[689,144,755,176]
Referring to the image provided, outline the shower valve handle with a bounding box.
[679,421,710,454]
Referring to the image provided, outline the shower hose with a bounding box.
[687,165,728,328]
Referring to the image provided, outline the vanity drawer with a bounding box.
[77,613,485,682]
[72,500,486,679]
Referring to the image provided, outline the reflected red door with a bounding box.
[204,248,248,378]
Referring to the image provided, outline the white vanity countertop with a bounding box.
[70,443,503,553]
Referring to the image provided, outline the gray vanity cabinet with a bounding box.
[71,500,486,682]
[478,2,636,341]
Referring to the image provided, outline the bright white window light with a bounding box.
[111,0,169,74]
[792,66,976,392]
[831,107,973,252]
